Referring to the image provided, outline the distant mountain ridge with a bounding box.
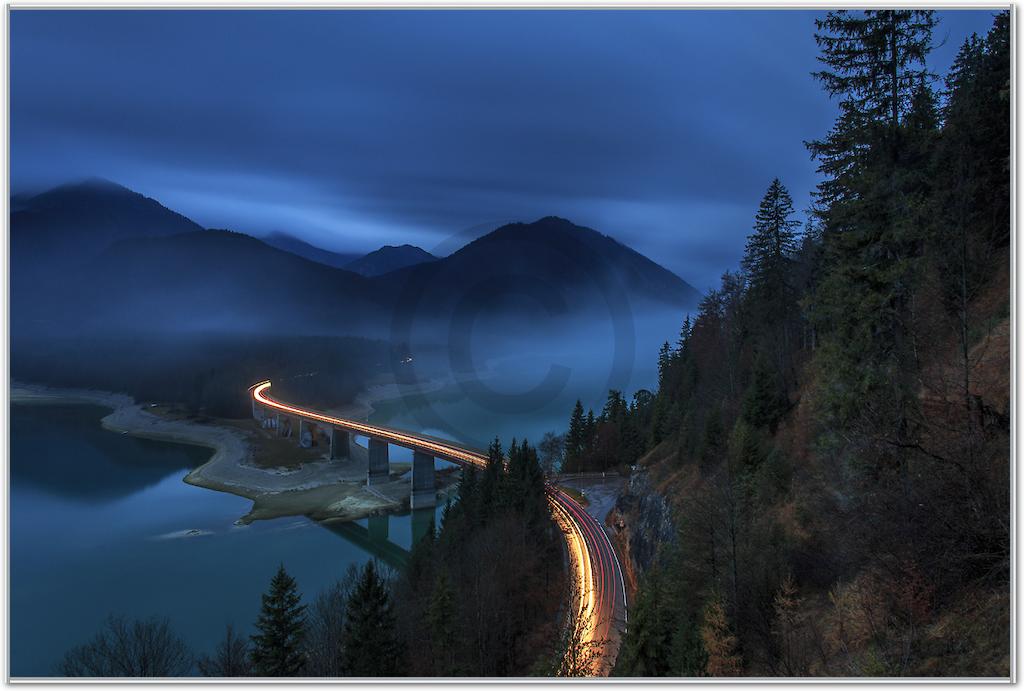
[345,244,437,277]
[377,216,701,317]
[260,231,361,270]
[11,181,702,341]
[11,178,204,266]
[15,229,384,338]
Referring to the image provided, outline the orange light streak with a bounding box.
[250,380,609,676]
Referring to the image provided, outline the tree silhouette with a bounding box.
[251,564,307,676]
[341,561,399,676]
[58,615,192,677]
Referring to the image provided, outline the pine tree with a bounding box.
[426,571,460,676]
[806,9,937,446]
[698,407,725,474]
[670,617,708,677]
[341,561,399,677]
[742,179,800,304]
[809,10,936,210]
[929,13,1011,420]
[657,341,672,390]
[251,564,307,676]
[564,401,586,472]
[501,438,520,507]
[613,570,674,676]
[677,315,692,353]
[479,437,504,520]
[741,357,787,433]
[456,463,478,526]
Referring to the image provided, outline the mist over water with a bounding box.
[376,305,687,449]
[8,174,699,676]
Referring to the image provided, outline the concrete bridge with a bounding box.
[250,380,478,508]
[248,379,626,676]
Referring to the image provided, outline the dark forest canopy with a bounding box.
[555,10,1010,677]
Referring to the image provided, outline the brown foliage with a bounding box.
[701,597,743,676]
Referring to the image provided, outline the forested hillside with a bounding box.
[562,11,1010,677]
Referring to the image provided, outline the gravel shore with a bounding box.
[10,381,451,523]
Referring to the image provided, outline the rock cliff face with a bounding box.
[608,467,675,595]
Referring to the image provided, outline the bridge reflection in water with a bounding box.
[319,507,438,570]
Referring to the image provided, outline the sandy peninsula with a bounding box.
[10,380,457,524]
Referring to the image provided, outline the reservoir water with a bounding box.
[10,403,443,677]
[9,319,674,676]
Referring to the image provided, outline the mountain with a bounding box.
[345,244,437,277]
[11,181,703,343]
[11,178,204,264]
[377,216,701,319]
[14,229,384,339]
[260,231,361,270]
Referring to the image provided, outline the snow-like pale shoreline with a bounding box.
[8,381,454,523]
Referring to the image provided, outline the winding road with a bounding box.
[251,380,626,676]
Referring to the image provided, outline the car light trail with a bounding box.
[250,380,622,676]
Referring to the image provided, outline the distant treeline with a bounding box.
[12,334,397,418]
[57,438,564,677]
[562,11,1009,677]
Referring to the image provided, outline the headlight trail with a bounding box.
[250,380,624,676]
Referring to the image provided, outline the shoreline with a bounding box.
[11,380,456,524]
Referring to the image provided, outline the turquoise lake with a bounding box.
[10,403,442,677]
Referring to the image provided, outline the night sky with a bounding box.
[11,9,999,291]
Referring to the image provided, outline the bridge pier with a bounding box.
[411,451,436,508]
[330,427,350,460]
[368,438,389,485]
[298,419,313,448]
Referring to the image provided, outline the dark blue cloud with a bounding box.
[11,9,998,291]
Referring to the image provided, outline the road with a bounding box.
[552,474,628,673]
[251,381,625,676]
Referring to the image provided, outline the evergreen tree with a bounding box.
[698,407,725,474]
[565,400,586,472]
[742,178,800,305]
[809,10,936,210]
[741,357,787,433]
[930,14,1011,413]
[727,419,766,482]
[505,437,524,507]
[742,179,802,385]
[807,9,937,445]
[251,564,307,676]
[341,561,399,677]
[677,315,692,353]
[613,571,674,676]
[670,617,708,677]
[657,341,672,390]
[584,410,596,455]
[602,390,628,427]
[426,571,460,676]
[456,463,478,526]
[479,437,504,519]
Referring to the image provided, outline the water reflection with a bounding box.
[9,403,445,677]
[11,403,207,500]
[323,508,437,571]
